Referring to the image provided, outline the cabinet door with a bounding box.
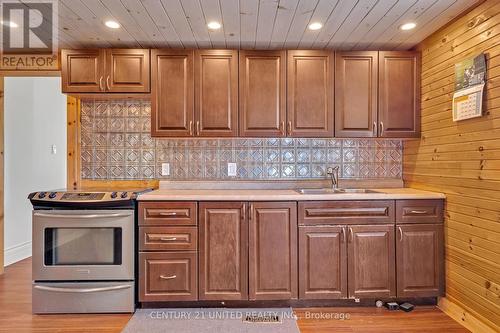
[194,50,238,137]
[151,49,194,137]
[287,50,334,137]
[397,224,443,297]
[61,49,105,93]
[106,49,150,93]
[199,202,248,300]
[335,51,378,137]
[249,202,297,300]
[347,224,396,298]
[299,226,347,299]
[379,51,420,138]
[239,50,286,137]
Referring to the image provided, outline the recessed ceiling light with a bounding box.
[1,20,18,28]
[400,22,417,31]
[207,21,222,30]
[105,20,121,29]
[308,22,323,30]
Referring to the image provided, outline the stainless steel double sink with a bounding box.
[295,188,380,194]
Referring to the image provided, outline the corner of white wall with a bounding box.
[4,241,32,266]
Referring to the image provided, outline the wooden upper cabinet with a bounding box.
[239,50,286,137]
[151,49,194,137]
[249,202,298,300]
[396,224,444,297]
[299,226,347,299]
[379,51,421,138]
[335,51,378,138]
[199,202,248,301]
[287,50,334,137]
[106,49,150,93]
[347,224,396,298]
[61,49,105,93]
[62,49,150,93]
[195,50,238,137]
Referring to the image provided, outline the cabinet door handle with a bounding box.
[348,227,353,243]
[380,122,384,136]
[280,121,285,135]
[249,204,254,221]
[398,226,403,242]
[287,121,292,135]
[159,275,176,280]
[189,121,193,136]
[159,237,177,241]
[106,75,111,91]
[196,121,200,136]
[373,121,377,136]
[242,203,247,221]
[99,76,104,91]
[340,227,345,243]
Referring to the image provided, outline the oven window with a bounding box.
[44,228,122,265]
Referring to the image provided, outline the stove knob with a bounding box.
[120,192,128,198]
[110,192,118,199]
[48,192,57,199]
[38,192,46,199]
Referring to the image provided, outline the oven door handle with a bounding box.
[33,212,132,219]
[33,284,132,293]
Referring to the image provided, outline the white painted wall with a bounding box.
[4,77,66,266]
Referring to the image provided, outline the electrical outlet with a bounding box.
[161,163,170,176]
[227,163,237,177]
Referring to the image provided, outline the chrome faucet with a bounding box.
[326,166,340,189]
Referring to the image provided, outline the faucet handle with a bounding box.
[327,166,340,174]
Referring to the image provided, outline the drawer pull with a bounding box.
[160,237,177,241]
[159,212,178,216]
[408,210,429,214]
[159,275,177,280]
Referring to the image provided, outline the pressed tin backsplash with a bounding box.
[80,100,402,180]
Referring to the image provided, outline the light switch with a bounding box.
[51,144,57,155]
[161,163,170,176]
[228,163,237,177]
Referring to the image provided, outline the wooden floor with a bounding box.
[0,258,469,333]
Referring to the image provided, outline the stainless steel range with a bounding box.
[29,189,150,314]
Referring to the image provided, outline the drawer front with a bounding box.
[139,252,197,302]
[139,202,197,226]
[396,200,444,224]
[299,201,395,225]
[140,227,197,251]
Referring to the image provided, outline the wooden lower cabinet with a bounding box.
[347,224,396,298]
[396,224,444,297]
[199,202,248,300]
[139,252,197,302]
[249,202,298,300]
[299,226,347,299]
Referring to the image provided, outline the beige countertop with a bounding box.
[137,187,445,201]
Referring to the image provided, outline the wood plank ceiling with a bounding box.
[21,0,479,50]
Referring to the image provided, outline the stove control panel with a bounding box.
[30,191,137,202]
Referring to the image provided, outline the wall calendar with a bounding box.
[452,53,486,121]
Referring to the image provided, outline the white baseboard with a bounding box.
[4,241,32,266]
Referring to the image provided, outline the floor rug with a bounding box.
[121,308,300,333]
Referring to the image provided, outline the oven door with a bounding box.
[32,210,134,281]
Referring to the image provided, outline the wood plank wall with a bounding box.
[404,1,500,332]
